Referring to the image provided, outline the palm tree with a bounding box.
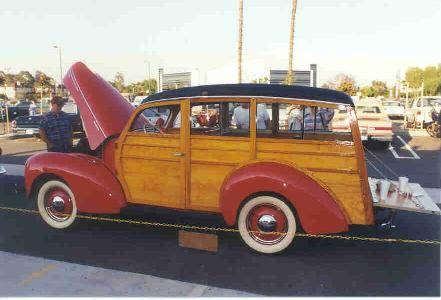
[287,0,298,85]
[237,0,244,83]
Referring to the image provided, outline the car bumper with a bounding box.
[387,113,404,118]
[12,128,39,135]
[361,135,393,142]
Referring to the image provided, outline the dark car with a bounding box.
[7,101,32,120]
[11,101,83,136]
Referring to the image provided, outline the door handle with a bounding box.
[172,152,185,157]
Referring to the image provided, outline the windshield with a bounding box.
[383,102,401,107]
[425,98,441,107]
[355,106,381,114]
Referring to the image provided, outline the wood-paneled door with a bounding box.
[117,101,189,209]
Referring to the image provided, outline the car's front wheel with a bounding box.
[37,180,77,229]
[238,195,297,254]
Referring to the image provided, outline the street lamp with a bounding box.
[144,59,151,94]
[53,45,63,93]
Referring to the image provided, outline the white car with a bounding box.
[332,99,392,148]
[382,100,404,119]
[132,96,148,108]
[406,96,441,126]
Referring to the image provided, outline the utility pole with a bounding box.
[404,82,409,126]
[144,59,151,94]
[237,0,244,83]
[53,45,63,95]
[419,82,424,129]
[287,0,298,85]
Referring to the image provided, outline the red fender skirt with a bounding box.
[220,162,349,234]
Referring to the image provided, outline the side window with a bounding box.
[130,104,181,134]
[256,102,303,139]
[190,102,249,137]
[256,102,352,141]
[304,106,352,141]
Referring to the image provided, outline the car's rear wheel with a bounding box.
[37,180,77,229]
[238,195,296,254]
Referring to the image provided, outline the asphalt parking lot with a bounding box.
[0,128,440,296]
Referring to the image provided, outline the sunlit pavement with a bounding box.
[0,129,439,296]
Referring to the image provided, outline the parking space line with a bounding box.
[388,135,421,160]
[397,135,420,159]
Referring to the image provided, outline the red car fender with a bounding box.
[25,152,127,214]
[219,161,349,234]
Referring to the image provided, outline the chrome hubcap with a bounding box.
[52,196,65,212]
[257,214,277,232]
[44,188,73,222]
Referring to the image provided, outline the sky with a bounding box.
[0,0,440,87]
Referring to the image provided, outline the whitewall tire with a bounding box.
[238,195,296,254]
[37,180,77,229]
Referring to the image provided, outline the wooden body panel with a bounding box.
[114,97,373,229]
[255,139,366,224]
[120,133,183,208]
[189,136,250,210]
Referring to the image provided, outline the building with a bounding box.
[269,64,318,87]
[160,70,203,92]
[158,63,318,91]
[0,85,34,100]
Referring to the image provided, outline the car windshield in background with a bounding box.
[355,106,381,114]
[62,102,78,114]
[426,98,441,107]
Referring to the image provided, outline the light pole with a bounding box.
[237,0,244,84]
[53,45,63,94]
[144,59,151,94]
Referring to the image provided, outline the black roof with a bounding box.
[143,84,354,106]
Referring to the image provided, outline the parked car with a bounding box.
[132,95,148,108]
[405,96,441,127]
[24,62,439,254]
[382,99,404,119]
[332,99,392,148]
[5,100,32,120]
[11,101,83,136]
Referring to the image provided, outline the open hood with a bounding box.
[63,62,134,150]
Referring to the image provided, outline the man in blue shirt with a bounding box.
[39,96,73,153]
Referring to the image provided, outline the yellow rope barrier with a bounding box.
[0,206,439,245]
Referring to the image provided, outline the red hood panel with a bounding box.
[63,62,134,150]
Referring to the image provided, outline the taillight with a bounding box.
[416,111,421,115]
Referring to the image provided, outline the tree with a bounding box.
[109,72,125,92]
[405,64,441,96]
[286,0,298,85]
[423,65,441,96]
[251,77,268,84]
[323,73,358,96]
[34,71,55,98]
[125,79,157,95]
[15,71,35,88]
[3,74,16,86]
[371,80,388,97]
[360,86,376,97]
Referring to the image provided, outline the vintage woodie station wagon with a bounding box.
[24,62,440,254]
